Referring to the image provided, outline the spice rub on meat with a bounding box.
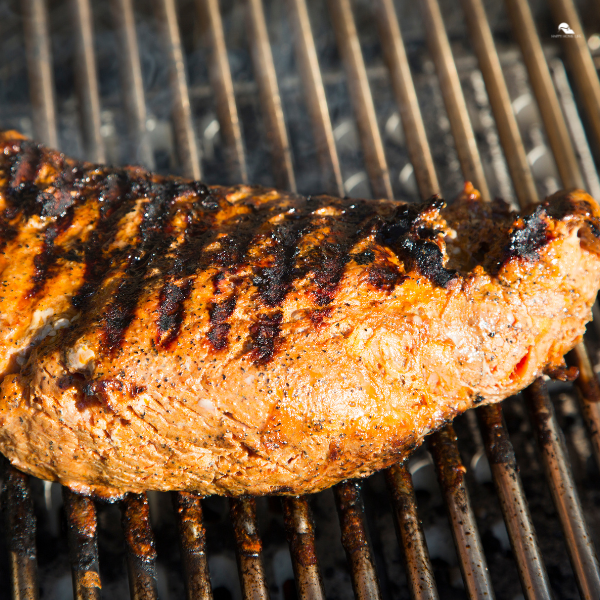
[1,130,600,497]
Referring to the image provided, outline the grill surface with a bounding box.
[1,0,600,598]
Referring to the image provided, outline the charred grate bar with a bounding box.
[1,0,600,598]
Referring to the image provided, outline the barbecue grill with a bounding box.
[1,0,600,598]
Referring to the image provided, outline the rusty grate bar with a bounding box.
[548,0,600,155]
[63,488,102,600]
[429,427,495,598]
[244,0,296,192]
[286,0,344,196]
[230,497,270,600]
[386,464,439,600]
[282,496,326,600]
[196,0,248,183]
[108,0,155,170]
[122,494,159,600]
[374,0,439,200]
[153,0,202,179]
[174,492,213,600]
[334,481,382,600]
[420,0,490,201]
[327,0,393,200]
[71,0,105,163]
[524,380,600,599]
[2,466,39,600]
[21,0,57,149]
[477,405,552,599]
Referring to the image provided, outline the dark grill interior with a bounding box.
[1,0,600,598]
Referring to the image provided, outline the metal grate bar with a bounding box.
[122,494,159,600]
[523,379,600,599]
[2,466,39,600]
[63,488,102,600]
[244,0,296,192]
[385,464,439,600]
[429,427,495,598]
[108,0,155,170]
[461,0,537,208]
[548,0,600,155]
[286,0,344,196]
[195,0,248,183]
[281,496,326,600]
[21,0,58,148]
[419,0,490,201]
[153,0,202,180]
[174,492,213,600]
[327,0,393,200]
[504,0,584,189]
[71,0,105,163]
[230,497,270,600]
[334,481,382,600]
[374,0,439,200]
[477,405,553,599]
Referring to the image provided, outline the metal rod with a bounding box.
[419,0,490,201]
[244,0,296,192]
[504,0,584,189]
[374,0,439,200]
[71,0,105,163]
[229,497,270,600]
[109,0,155,169]
[63,488,102,600]
[461,0,537,208]
[428,426,495,599]
[153,0,202,180]
[385,464,439,600]
[281,496,326,600]
[21,0,58,148]
[327,0,393,200]
[477,404,553,600]
[122,494,159,600]
[173,492,213,600]
[2,466,39,600]
[523,379,600,599]
[195,0,248,183]
[547,0,600,158]
[333,481,382,600]
[286,0,344,196]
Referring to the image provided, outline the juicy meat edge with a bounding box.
[0,130,600,497]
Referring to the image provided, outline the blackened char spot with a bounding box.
[5,141,42,219]
[157,279,193,348]
[352,250,375,265]
[590,221,600,238]
[207,295,237,351]
[399,238,457,288]
[503,205,549,264]
[250,312,283,365]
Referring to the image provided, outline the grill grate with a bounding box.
[1,0,600,598]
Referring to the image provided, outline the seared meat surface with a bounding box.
[1,130,600,497]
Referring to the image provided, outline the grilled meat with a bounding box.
[1,130,600,497]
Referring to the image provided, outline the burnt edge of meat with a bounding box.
[378,196,457,288]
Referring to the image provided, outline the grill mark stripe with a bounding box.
[71,173,136,312]
[27,208,74,298]
[102,180,183,353]
[157,279,193,349]
[207,294,237,351]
